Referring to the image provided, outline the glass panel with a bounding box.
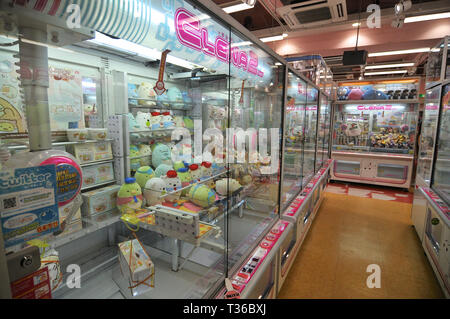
[431,83,450,205]
[322,98,331,161]
[333,102,418,155]
[281,71,306,210]
[0,0,241,299]
[334,160,360,175]
[426,40,445,88]
[377,164,408,180]
[332,104,370,153]
[226,29,285,273]
[304,85,318,181]
[316,94,327,169]
[417,86,441,183]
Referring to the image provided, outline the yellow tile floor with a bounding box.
[277,191,445,299]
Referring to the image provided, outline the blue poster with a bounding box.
[0,165,60,248]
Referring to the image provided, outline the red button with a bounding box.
[238,272,249,279]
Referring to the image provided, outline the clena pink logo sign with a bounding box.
[357,105,393,111]
[174,8,264,78]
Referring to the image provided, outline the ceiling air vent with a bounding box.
[277,0,347,29]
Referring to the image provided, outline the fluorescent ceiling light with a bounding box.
[223,3,254,14]
[275,62,282,66]
[231,41,252,47]
[88,32,201,70]
[365,62,414,69]
[404,12,450,23]
[260,33,288,43]
[20,38,74,53]
[352,22,361,27]
[368,47,431,57]
[364,70,408,76]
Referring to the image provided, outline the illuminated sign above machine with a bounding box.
[175,8,264,78]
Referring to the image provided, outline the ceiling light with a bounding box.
[223,3,254,14]
[231,41,252,47]
[364,70,408,76]
[352,22,361,27]
[368,47,431,57]
[260,35,285,42]
[282,33,288,38]
[404,12,450,23]
[275,62,282,66]
[365,63,414,69]
[394,0,412,15]
[88,31,202,70]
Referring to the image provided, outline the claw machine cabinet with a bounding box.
[331,78,420,189]
[212,24,287,299]
[412,85,441,241]
[421,81,450,298]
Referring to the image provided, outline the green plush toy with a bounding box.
[151,143,172,168]
[177,167,192,196]
[135,166,155,189]
[155,163,173,177]
[188,184,216,208]
[129,145,140,171]
[183,116,194,129]
[117,177,143,214]
[173,161,189,171]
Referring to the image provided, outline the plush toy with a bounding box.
[117,177,143,214]
[201,161,212,180]
[189,164,202,183]
[135,111,151,130]
[362,89,388,100]
[161,111,175,128]
[208,105,226,129]
[148,112,161,130]
[152,143,172,168]
[137,82,157,106]
[128,83,138,98]
[84,104,95,115]
[162,170,182,201]
[129,145,141,171]
[173,115,185,128]
[143,177,166,207]
[135,166,155,189]
[177,167,192,196]
[173,160,189,171]
[215,178,241,196]
[183,117,194,129]
[345,123,362,137]
[347,88,364,100]
[138,143,152,166]
[155,163,173,177]
[188,184,216,208]
[127,113,140,131]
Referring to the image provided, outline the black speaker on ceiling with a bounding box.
[342,50,368,66]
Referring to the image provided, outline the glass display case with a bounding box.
[417,86,442,184]
[331,79,420,189]
[431,83,450,204]
[281,71,307,210]
[0,0,332,300]
[425,36,449,89]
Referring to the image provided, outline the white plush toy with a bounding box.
[161,111,175,128]
[208,105,226,130]
[162,170,182,202]
[215,178,241,196]
[143,177,166,207]
[135,112,151,130]
[150,112,163,130]
[137,82,157,106]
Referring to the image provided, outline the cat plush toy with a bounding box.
[135,112,151,130]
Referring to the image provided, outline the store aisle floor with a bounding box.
[277,185,444,299]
